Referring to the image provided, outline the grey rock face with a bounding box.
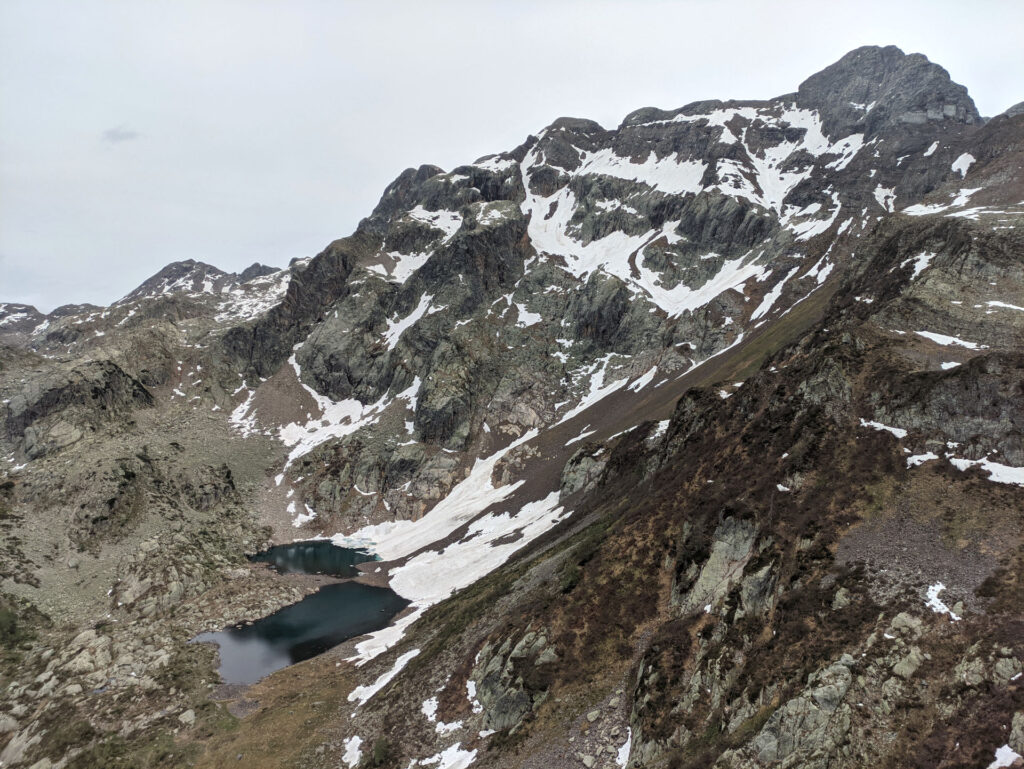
[237,262,278,283]
[560,445,608,499]
[672,516,757,615]
[3,360,153,459]
[471,628,556,734]
[880,353,1024,464]
[224,231,376,378]
[1000,101,1024,119]
[796,45,980,139]
[732,660,853,767]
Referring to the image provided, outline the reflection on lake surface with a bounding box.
[249,539,375,577]
[194,542,406,685]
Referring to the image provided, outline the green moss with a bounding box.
[361,737,397,767]
[194,701,239,739]
[559,563,582,593]
[66,730,191,769]
[65,736,129,769]
[45,719,98,759]
[154,642,218,694]
[0,607,19,646]
[0,597,42,665]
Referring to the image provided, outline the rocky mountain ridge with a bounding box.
[0,45,1022,769]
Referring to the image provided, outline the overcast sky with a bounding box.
[2,1,1022,312]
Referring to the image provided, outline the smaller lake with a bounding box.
[250,539,376,577]
[194,542,408,685]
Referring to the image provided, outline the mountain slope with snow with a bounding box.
[1,45,1022,769]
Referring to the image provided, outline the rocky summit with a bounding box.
[1,45,1023,769]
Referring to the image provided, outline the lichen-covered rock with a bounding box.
[672,516,757,615]
[560,445,608,500]
[718,659,853,768]
[4,360,153,458]
[470,628,557,734]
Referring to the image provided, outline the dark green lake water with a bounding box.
[193,542,407,685]
[249,539,376,577]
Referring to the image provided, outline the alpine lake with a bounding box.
[192,540,408,685]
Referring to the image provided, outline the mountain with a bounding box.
[1,46,1022,769]
[0,304,48,340]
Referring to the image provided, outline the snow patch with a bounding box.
[513,302,542,327]
[751,267,800,321]
[783,192,843,241]
[338,429,536,563]
[915,331,986,350]
[906,452,939,468]
[635,250,768,319]
[343,736,363,767]
[384,294,443,349]
[988,744,1024,769]
[578,147,708,196]
[407,206,463,240]
[422,697,438,722]
[292,504,317,528]
[858,419,907,439]
[384,250,433,284]
[228,387,261,438]
[566,426,596,446]
[616,728,633,768]
[388,491,565,607]
[413,743,478,768]
[435,719,464,735]
[903,188,980,216]
[901,251,935,279]
[948,456,1024,486]
[556,355,629,426]
[987,300,1024,312]
[873,185,896,212]
[951,153,975,178]
[348,649,421,707]
[467,680,483,714]
[627,366,658,392]
[924,582,961,621]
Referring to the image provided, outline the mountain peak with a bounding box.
[116,259,287,307]
[796,44,980,138]
[238,263,278,283]
[118,260,230,304]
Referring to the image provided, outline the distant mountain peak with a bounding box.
[117,260,230,304]
[116,260,283,305]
